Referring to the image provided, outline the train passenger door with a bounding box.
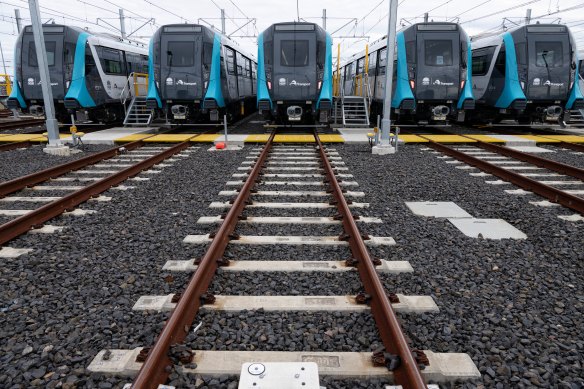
[273,31,317,100]
[416,31,460,100]
[224,47,239,101]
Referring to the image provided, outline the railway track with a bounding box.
[425,140,584,215]
[87,131,480,388]
[0,137,200,246]
[0,118,45,131]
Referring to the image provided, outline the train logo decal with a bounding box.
[543,80,564,87]
[289,80,310,87]
[279,78,286,86]
[533,78,541,86]
[106,81,112,90]
[176,80,197,86]
[27,78,34,86]
[433,79,454,86]
[422,77,430,86]
[166,78,173,86]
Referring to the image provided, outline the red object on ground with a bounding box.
[216,142,225,149]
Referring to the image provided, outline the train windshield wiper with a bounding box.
[541,50,552,85]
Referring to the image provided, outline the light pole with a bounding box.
[372,0,398,155]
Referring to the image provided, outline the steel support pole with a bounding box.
[323,9,327,30]
[424,13,428,23]
[119,9,126,39]
[0,42,7,77]
[28,0,60,146]
[525,9,532,25]
[221,9,226,34]
[15,9,22,33]
[374,0,398,154]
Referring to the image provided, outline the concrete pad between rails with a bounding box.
[183,234,395,246]
[209,201,369,209]
[132,294,438,314]
[162,259,413,274]
[88,349,480,382]
[196,216,382,225]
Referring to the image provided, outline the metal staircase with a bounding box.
[332,73,371,127]
[566,109,584,127]
[121,72,152,126]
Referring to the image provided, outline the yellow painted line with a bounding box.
[420,135,477,143]
[115,134,153,143]
[535,135,584,143]
[465,135,507,143]
[317,134,344,143]
[190,134,221,142]
[143,134,198,142]
[0,134,59,142]
[274,134,317,143]
[398,134,429,143]
[245,134,271,143]
[516,135,561,143]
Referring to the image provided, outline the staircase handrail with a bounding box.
[120,72,149,114]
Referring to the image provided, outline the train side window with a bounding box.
[425,40,452,66]
[536,41,563,67]
[472,54,489,76]
[203,43,213,69]
[494,47,506,74]
[580,60,584,78]
[368,50,377,73]
[378,48,387,75]
[405,41,415,64]
[99,47,124,75]
[28,41,57,67]
[226,48,235,75]
[280,40,309,67]
[357,57,364,75]
[167,41,195,67]
[515,42,527,65]
[245,58,252,78]
[85,45,96,75]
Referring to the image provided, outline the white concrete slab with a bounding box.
[490,135,536,147]
[209,201,369,209]
[162,259,413,274]
[0,247,33,258]
[445,160,463,164]
[0,209,30,216]
[64,209,97,216]
[88,348,481,381]
[405,202,473,218]
[110,185,136,190]
[196,216,382,224]
[500,166,543,170]
[529,200,560,207]
[52,177,102,182]
[469,172,492,177]
[538,181,583,186]
[71,170,118,174]
[30,185,83,191]
[472,156,510,160]
[507,146,555,153]
[565,189,584,194]
[218,190,365,197]
[232,173,353,178]
[241,160,346,166]
[448,218,527,239]
[558,214,584,222]
[485,180,511,185]
[0,196,109,202]
[28,225,65,234]
[183,234,395,246]
[142,170,162,174]
[518,173,563,177]
[133,294,437,313]
[58,127,152,145]
[487,161,526,165]
[504,189,532,195]
[455,166,477,170]
[96,164,133,168]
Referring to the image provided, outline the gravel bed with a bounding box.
[336,143,584,388]
[0,124,44,135]
[0,144,249,388]
[0,144,112,182]
[523,144,584,167]
[209,270,363,296]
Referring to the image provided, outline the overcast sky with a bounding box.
[1,0,584,75]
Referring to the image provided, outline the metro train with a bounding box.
[7,24,148,123]
[146,24,257,123]
[470,24,584,124]
[339,22,475,124]
[256,22,333,124]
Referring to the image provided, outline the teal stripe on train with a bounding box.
[146,37,162,108]
[64,32,96,107]
[457,38,475,109]
[316,33,333,109]
[391,31,415,109]
[494,33,526,108]
[203,33,225,108]
[256,32,272,109]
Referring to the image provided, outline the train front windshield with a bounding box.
[272,25,318,100]
[520,26,571,100]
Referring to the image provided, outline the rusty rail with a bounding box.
[0,140,32,152]
[0,141,191,245]
[0,118,45,131]
[0,140,147,197]
[313,130,426,388]
[427,141,584,214]
[474,141,584,180]
[556,141,584,153]
[131,132,277,388]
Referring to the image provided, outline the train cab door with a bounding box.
[224,46,239,101]
[523,28,570,101]
[21,26,66,101]
[161,31,203,101]
[273,29,317,101]
[415,29,460,101]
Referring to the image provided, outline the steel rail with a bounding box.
[473,141,584,180]
[313,131,426,389]
[0,141,191,246]
[0,118,45,131]
[0,139,149,197]
[0,140,32,152]
[556,141,584,153]
[131,132,277,388]
[427,141,584,214]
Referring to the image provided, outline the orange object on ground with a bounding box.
[216,142,225,149]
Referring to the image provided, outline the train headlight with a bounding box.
[66,81,70,89]
[267,81,272,90]
[318,81,322,89]
[460,80,465,90]
[409,80,415,90]
[203,71,210,82]
[520,82,525,90]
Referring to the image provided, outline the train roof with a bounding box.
[155,23,256,62]
[471,23,571,48]
[261,21,328,37]
[22,24,148,53]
